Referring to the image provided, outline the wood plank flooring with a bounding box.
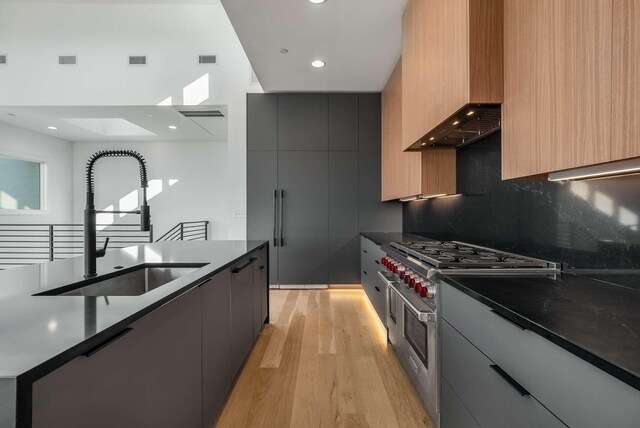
[216,289,434,428]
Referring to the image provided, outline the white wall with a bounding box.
[72,140,228,240]
[0,2,262,239]
[0,122,73,224]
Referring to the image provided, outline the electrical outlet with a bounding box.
[233,210,246,218]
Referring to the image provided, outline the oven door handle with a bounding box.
[378,271,436,323]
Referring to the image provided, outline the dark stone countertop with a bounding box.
[442,272,640,391]
[0,240,267,379]
[360,232,426,247]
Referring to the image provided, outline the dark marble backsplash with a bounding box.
[403,132,640,288]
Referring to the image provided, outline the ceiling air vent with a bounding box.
[58,55,77,65]
[129,55,147,66]
[177,110,225,118]
[0,55,7,65]
[198,55,217,65]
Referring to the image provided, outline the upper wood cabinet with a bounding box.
[382,59,421,201]
[612,0,640,161]
[401,0,503,151]
[502,0,613,179]
[421,149,457,197]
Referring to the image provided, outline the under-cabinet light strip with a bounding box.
[548,158,640,181]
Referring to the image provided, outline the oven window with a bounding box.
[404,307,429,369]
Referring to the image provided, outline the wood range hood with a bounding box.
[405,104,501,151]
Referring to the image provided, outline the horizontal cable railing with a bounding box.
[155,221,209,242]
[0,223,153,270]
[0,220,210,270]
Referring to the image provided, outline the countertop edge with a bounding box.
[442,274,640,392]
[15,241,269,385]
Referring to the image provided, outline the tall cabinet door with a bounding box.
[247,150,278,285]
[278,151,329,285]
[329,151,360,284]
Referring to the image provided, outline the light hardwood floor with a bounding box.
[216,289,434,428]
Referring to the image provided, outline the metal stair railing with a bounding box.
[155,221,209,242]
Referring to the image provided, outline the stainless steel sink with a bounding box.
[37,264,205,297]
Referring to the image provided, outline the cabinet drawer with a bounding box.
[360,236,385,261]
[254,245,268,269]
[442,283,640,428]
[441,378,480,428]
[442,320,565,428]
[361,269,385,323]
[361,255,381,281]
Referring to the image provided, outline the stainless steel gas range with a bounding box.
[377,239,559,427]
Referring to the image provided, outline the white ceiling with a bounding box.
[0,106,228,142]
[220,0,407,92]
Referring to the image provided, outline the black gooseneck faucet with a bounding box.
[84,150,151,278]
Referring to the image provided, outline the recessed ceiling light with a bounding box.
[452,120,459,125]
[168,125,177,130]
[47,126,57,130]
[421,142,426,146]
[147,114,153,117]
[467,111,475,116]
[311,60,326,68]
[280,48,289,54]
[308,0,327,4]
[429,137,435,141]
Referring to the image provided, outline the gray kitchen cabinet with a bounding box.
[442,319,565,428]
[230,256,256,379]
[278,94,328,150]
[358,94,402,232]
[442,282,640,428]
[278,151,329,285]
[32,287,203,428]
[253,245,268,337]
[360,235,386,323]
[247,93,401,286]
[329,94,359,150]
[329,151,360,284]
[441,378,481,428]
[247,150,278,286]
[247,93,277,150]
[202,271,231,428]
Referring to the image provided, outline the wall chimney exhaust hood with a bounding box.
[548,157,640,181]
[406,104,501,151]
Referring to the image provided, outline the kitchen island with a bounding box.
[0,240,269,428]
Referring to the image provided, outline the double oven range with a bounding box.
[377,240,559,427]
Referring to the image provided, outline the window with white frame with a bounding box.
[0,155,45,211]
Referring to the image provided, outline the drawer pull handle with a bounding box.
[491,309,526,331]
[363,271,367,275]
[490,365,530,396]
[84,328,133,357]
[374,260,380,265]
[232,257,257,273]
[259,265,265,270]
[363,249,368,254]
[374,286,381,292]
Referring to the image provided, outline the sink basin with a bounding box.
[37,264,206,297]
